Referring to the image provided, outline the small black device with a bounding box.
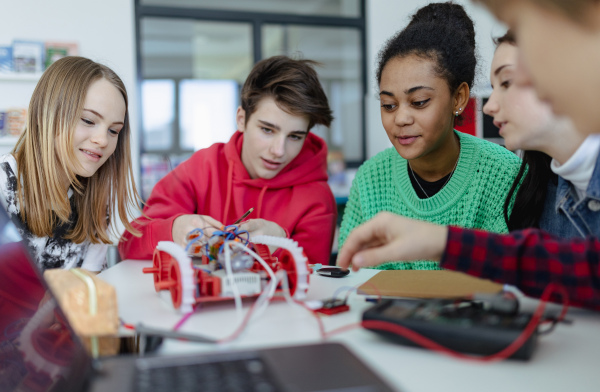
[362,297,538,360]
[317,267,350,278]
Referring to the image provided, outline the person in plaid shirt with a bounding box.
[337,0,600,311]
[337,213,600,310]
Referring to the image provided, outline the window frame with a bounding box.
[134,0,367,167]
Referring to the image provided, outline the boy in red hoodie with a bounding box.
[119,56,336,264]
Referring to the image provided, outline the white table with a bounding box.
[99,260,600,392]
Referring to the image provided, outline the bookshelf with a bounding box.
[0,73,38,155]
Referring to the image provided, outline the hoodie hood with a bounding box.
[223,131,329,190]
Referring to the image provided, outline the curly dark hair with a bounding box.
[376,2,477,101]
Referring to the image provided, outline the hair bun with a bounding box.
[408,2,476,49]
[376,1,477,94]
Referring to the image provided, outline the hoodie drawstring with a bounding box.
[256,185,268,219]
[223,160,234,224]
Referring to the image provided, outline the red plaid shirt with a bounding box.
[441,226,600,311]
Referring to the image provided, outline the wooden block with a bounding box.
[358,270,503,299]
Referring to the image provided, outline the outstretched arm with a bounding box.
[338,212,600,310]
[442,227,600,310]
[336,212,448,270]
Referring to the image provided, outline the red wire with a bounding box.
[217,295,329,344]
[173,311,194,331]
[294,299,327,338]
[120,318,136,330]
[217,294,277,344]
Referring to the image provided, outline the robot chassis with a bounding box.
[143,226,311,313]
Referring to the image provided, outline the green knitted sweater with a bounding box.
[338,131,521,270]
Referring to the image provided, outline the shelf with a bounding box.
[0,72,42,82]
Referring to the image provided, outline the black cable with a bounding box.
[135,323,217,344]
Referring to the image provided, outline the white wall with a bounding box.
[364,0,506,158]
[0,0,139,186]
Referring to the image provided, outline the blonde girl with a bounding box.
[0,56,141,271]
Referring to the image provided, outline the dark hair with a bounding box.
[376,2,477,116]
[241,55,333,130]
[504,151,557,230]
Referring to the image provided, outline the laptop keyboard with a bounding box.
[135,357,280,392]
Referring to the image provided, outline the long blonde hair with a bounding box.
[13,56,141,244]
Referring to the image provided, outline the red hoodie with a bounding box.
[119,131,337,264]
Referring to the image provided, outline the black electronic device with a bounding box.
[317,266,350,278]
[362,297,538,360]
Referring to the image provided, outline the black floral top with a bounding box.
[0,155,106,271]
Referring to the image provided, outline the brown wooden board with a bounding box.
[357,270,503,299]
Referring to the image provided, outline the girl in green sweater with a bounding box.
[338,2,521,270]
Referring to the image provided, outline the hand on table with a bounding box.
[336,212,448,271]
[172,214,223,248]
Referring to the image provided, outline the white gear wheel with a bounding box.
[251,235,310,300]
[156,241,196,313]
[18,299,69,380]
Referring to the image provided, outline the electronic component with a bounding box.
[212,270,261,297]
[362,298,538,360]
[143,227,311,313]
[316,267,350,278]
[314,298,350,316]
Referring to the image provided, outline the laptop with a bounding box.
[0,206,397,392]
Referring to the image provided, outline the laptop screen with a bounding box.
[0,207,92,392]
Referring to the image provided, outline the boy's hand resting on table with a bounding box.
[172,214,223,248]
[336,212,449,271]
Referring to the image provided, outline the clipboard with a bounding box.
[357,270,503,299]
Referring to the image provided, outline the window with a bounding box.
[137,1,366,199]
[141,79,174,151]
[179,79,239,151]
[262,24,363,161]
[140,0,361,17]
